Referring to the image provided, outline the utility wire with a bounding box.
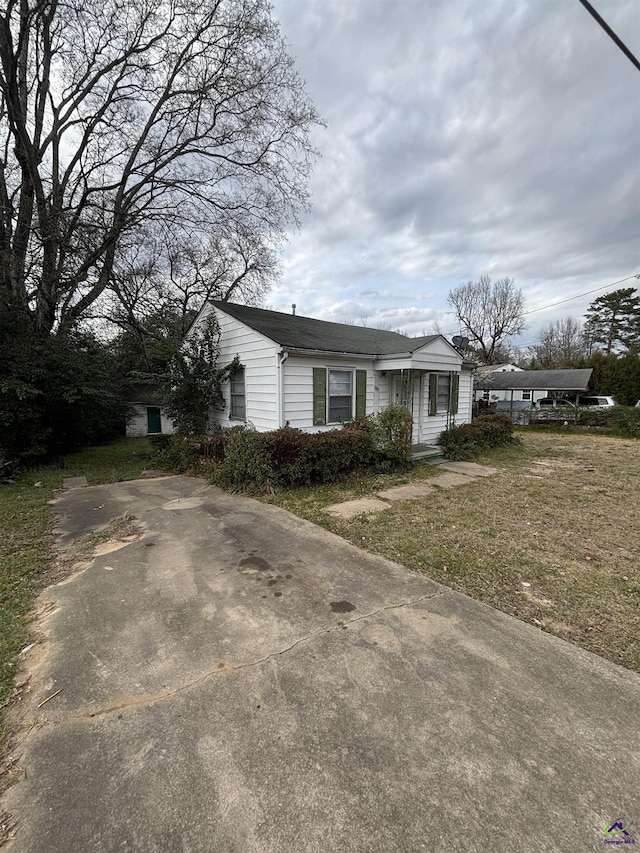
[522,273,640,315]
[437,274,640,340]
[577,0,640,72]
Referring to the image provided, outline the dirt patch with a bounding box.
[44,516,144,588]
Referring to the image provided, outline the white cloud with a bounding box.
[270,0,640,349]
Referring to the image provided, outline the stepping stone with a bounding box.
[376,483,435,501]
[437,461,498,477]
[324,497,391,518]
[62,476,88,489]
[431,472,474,489]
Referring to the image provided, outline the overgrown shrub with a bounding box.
[264,427,316,487]
[308,427,378,483]
[438,413,519,460]
[149,435,208,473]
[609,406,640,437]
[373,404,413,465]
[148,434,172,451]
[473,412,517,447]
[438,423,484,460]
[218,427,275,492]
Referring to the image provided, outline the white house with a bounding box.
[192,301,476,447]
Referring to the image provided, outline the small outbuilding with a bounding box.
[125,386,176,438]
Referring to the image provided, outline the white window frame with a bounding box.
[327,368,354,423]
[522,390,531,401]
[230,368,246,421]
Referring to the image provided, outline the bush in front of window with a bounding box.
[264,426,317,487]
[308,427,379,483]
[152,411,414,491]
[438,413,519,460]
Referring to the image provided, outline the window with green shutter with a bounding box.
[428,373,438,416]
[313,367,366,424]
[313,368,327,425]
[450,373,459,415]
[355,369,366,418]
[428,372,459,415]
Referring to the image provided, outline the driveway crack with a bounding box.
[77,588,450,720]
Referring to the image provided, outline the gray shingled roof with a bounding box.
[476,368,594,392]
[211,301,440,355]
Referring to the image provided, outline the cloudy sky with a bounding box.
[268,0,640,351]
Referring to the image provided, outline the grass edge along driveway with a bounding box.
[0,439,153,755]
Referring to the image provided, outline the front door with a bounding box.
[392,373,420,444]
[147,406,162,434]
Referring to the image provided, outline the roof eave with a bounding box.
[282,346,375,360]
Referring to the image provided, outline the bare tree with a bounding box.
[0,0,319,336]
[104,222,278,337]
[447,275,525,364]
[528,317,587,368]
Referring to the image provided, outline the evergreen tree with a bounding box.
[583,288,640,354]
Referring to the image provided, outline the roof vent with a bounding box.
[292,303,296,316]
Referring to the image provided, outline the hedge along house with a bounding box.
[193,301,475,451]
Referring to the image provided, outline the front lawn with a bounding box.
[262,432,640,672]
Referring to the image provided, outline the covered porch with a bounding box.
[376,367,461,447]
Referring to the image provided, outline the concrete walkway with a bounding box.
[325,460,498,518]
[2,475,638,852]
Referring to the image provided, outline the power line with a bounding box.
[577,0,640,73]
[522,273,640,316]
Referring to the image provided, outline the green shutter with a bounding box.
[313,368,327,425]
[355,370,366,418]
[450,373,459,416]
[428,373,438,416]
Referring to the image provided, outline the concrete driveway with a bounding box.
[2,475,639,852]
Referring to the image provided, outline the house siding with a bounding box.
[283,355,375,432]
[203,305,280,431]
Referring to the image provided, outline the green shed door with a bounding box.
[147,407,162,434]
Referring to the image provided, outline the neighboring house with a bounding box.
[125,386,176,438]
[192,301,475,446]
[475,368,595,409]
[473,363,546,404]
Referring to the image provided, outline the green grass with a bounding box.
[0,438,152,741]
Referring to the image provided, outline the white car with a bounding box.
[537,395,616,409]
